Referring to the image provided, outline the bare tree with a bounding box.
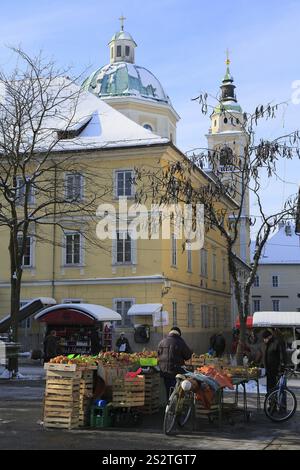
[0,48,110,373]
[135,95,300,363]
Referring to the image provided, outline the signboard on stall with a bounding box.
[153,311,169,327]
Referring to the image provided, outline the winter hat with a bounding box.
[169,326,182,336]
[262,330,272,339]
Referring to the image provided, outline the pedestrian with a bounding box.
[262,329,287,393]
[157,326,192,399]
[210,332,226,358]
[90,328,102,355]
[116,332,132,353]
[43,330,58,363]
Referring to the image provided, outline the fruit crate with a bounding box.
[112,375,145,407]
[43,375,80,429]
[140,372,160,415]
[79,369,94,426]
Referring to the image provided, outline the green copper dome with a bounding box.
[82,62,172,105]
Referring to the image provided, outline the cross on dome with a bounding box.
[119,14,126,31]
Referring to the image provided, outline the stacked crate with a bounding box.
[79,369,95,426]
[112,375,145,407]
[141,373,160,415]
[43,364,81,429]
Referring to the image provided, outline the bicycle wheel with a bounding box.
[177,392,193,427]
[264,387,297,422]
[163,390,178,435]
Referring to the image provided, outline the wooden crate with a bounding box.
[43,371,81,429]
[78,370,94,426]
[140,373,160,415]
[112,375,145,407]
[97,364,131,386]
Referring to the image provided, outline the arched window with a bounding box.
[219,146,233,167]
[117,45,122,57]
[143,124,153,131]
[125,46,130,56]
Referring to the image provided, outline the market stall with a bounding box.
[42,350,160,429]
[35,303,121,354]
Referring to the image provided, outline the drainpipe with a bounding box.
[51,164,57,299]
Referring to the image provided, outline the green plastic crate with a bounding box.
[139,357,158,366]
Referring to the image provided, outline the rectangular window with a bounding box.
[212,253,217,280]
[171,233,177,267]
[272,299,280,311]
[272,275,279,288]
[115,299,133,327]
[115,170,134,197]
[212,306,218,328]
[201,305,209,328]
[187,303,194,327]
[65,233,81,265]
[222,258,226,283]
[65,174,83,201]
[16,176,35,205]
[200,249,208,277]
[253,299,261,312]
[117,231,132,264]
[125,45,130,56]
[172,301,177,326]
[187,243,192,272]
[116,45,122,57]
[254,275,260,288]
[223,308,230,328]
[18,236,32,267]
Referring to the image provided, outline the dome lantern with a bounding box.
[108,16,137,65]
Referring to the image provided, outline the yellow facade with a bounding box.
[0,143,232,353]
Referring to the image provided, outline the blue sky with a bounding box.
[1,0,300,221]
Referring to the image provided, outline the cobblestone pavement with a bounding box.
[0,370,300,450]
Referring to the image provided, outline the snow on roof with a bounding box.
[253,311,300,327]
[251,223,300,265]
[127,303,162,316]
[0,78,168,153]
[35,303,122,322]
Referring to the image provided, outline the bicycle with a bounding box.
[163,372,195,435]
[264,368,299,422]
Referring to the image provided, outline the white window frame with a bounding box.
[114,169,135,198]
[64,231,84,266]
[172,300,177,326]
[272,299,280,311]
[272,275,279,288]
[113,230,136,265]
[113,298,135,327]
[16,176,35,206]
[65,173,84,202]
[253,299,261,312]
[18,235,34,268]
[171,233,177,267]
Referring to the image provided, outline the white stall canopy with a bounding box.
[127,303,162,316]
[253,311,300,328]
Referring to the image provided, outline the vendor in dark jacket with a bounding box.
[158,327,192,399]
[263,329,287,393]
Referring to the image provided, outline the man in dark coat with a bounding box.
[210,332,226,358]
[44,330,58,363]
[158,327,192,398]
[263,329,287,393]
